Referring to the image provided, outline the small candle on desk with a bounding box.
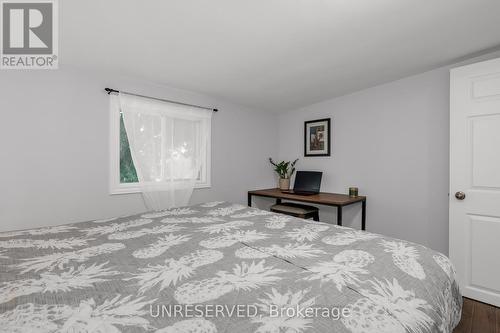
[349,187,359,197]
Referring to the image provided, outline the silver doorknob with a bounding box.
[455,191,466,200]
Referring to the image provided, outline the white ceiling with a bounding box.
[62,0,500,111]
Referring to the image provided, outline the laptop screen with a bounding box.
[293,171,323,193]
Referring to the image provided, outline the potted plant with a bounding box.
[269,158,298,191]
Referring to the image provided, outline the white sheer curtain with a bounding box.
[117,94,212,211]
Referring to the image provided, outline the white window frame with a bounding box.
[109,99,211,195]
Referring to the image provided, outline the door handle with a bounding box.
[455,191,466,200]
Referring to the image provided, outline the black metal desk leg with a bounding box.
[337,206,343,226]
[361,200,366,230]
[248,193,252,207]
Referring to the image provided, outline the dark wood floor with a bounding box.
[453,298,500,333]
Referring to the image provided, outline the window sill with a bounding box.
[110,182,211,195]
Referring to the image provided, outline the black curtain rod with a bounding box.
[104,88,218,112]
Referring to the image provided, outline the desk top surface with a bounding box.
[248,188,366,206]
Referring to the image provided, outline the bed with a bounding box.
[0,202,461,333]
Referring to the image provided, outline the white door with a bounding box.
[450,57,500,307]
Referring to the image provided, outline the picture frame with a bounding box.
[304,118,331,157]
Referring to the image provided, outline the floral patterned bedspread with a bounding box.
[0,202,461,333]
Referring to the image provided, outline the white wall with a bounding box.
[277,51,500,255]
[0,67,277,232]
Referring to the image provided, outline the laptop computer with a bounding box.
[283,171,323,195]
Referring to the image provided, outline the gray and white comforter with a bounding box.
[0,202,461,333]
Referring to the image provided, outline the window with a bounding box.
[119,114,139,184]
[110,97,211,195]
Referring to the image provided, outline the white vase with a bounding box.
[279,178,290,191]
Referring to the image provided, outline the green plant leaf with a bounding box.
[269,157,299,179]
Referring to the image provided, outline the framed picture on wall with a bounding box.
[304,118,331,157]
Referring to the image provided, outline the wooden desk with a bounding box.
[248,188,367,230]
